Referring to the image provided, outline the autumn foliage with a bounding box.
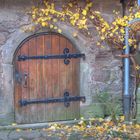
[13,116,140,139]
[30,0,140,50]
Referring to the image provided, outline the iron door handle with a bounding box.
[23,73,29,88]
[15,72,22,84]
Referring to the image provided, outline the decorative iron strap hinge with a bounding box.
[18,48,85,65]
[19,92,86,107]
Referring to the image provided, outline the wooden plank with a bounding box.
[20,41,29,123]
[51,34,61,121]
[65,40,75,120]
[72,45,80,119]
[28,37,37,123]
[36,35,45,122]
[41,35,46,122]
[58,36,67,120]
[44,34,53,121]
[14,50,22,123]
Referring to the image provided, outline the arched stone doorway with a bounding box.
[13,32,85,123]
[0,28,88,125]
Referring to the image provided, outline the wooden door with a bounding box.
[14,33,85,124]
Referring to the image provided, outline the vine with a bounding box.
[29,1,140,48]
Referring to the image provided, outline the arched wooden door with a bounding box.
[14,33,85,124]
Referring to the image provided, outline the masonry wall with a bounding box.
[0,0,123,125]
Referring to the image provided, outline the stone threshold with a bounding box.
[0,120,80,130]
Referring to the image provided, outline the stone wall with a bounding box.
[0,0,123,125]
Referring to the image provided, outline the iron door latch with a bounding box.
[18,48,85,65]
[19,91,86,107]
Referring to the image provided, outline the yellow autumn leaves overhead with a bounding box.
[31,1,93,33]
[30,0,140,51]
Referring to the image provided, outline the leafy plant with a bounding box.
[94,92,122,123]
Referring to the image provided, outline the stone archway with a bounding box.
[0,26,90,125]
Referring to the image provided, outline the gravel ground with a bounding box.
[0,129,95,140]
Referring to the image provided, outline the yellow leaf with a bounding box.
[128,39,133,44]
[32,14,36,19]
[109,33,113,37]
[41,22,47,27]
[98,118,103,122]
[68,3,73,7]
[113,10,116,13]
[123,16,128,20]
[123,46,126,49]
[101,28,105,33]
[97,42,100,46]
[45,12,48,16]
[50,24,54,29]
[54,26,58,30]
[51,3,54,9]
[58,29,62,33]
[135,124,140,128]
[80,117,84,120]
[136,65,140,70]
[101,36,105,40]
[61,18,65,21]
[73,32,78,37]
[90,15,94,19]
[70,20,76,26]
[12,123,17,126]
[47,126,56,131]
[82,10,87,16]
[53,18,57,22]
[87,2,93,8]
[120,29,125,34]
[120,116,125,122]
[134,45,137,48]
[16,128,21,132]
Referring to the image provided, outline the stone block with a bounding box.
[0,33,6,45]
[95,51,113,63]
[0,113,14,125]
[9,130,41,140]
[0,130,10,140]
[136,116,140,123]
[0,65,2,73]
[93,69,110,82]
[80,103,104,119]
[137,103,140,115]
[137,92,140,101]
[91,82,108,94]
[137,99,140,104]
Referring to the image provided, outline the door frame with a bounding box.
[13,32,84,122]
